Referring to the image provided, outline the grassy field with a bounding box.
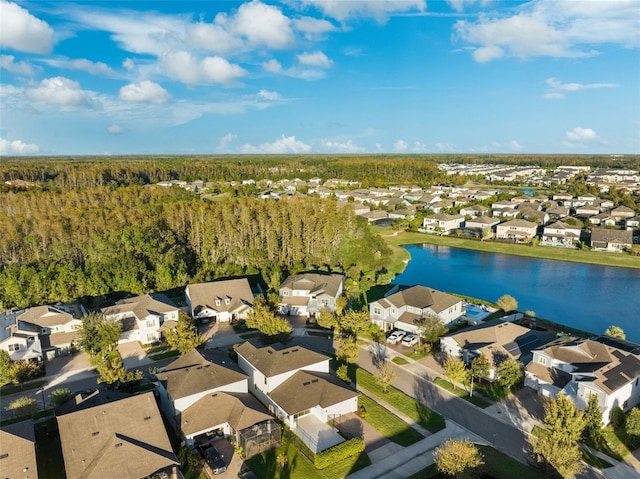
[0,379,46,396]
[433,377,490,408]
[355,367,446,433]
[406,445,541,479]
[392,356,410,365]
[378,229,640,270]
[358,394,424,446]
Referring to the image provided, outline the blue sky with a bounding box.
[1,0,639,156]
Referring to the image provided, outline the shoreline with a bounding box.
[379,229,640,271]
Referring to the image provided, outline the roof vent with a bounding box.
[144,416,151,421]
[303,381,311,386]
[115,443,123,448]
[91,431,100,436]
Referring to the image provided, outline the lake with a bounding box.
[393,244,640,343]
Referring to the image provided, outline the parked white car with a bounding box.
[386,330,406,344]
[401,334,418,347]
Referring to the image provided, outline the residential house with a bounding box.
[589,213,615,227]
[541,221,582,248]
[464,216,500,238]
[186,278,254,323]
[0,309,42,362]
[361,210,390,224]
[460,205,490,217]
[279,273,344,318]
[577,193,598,205]
[525,336,640,425]
[625,216,640,231]
[0,420,38,479]
[369,284,464,332]
[102,293,179,345]
[155,349,279,454]
[17,304,84,358]
[575,205,600,217]
[495,219,538,242]
[546,204,570,219]
[57,392,180,479]
[610,206,636,221]
[422,213,465,234]
[236,342,358,452]
[440,319,552,379]
[590,228,633,252]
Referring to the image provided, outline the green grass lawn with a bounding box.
[401,347,433,361]
[0,380,47,396]
[35,418,66,479]
[358,395,424,446]
[246,436,371,479]
[392,356,410,365]
[433,377,490,408]
[406,445,541,479]
[379,229,640,270]
[355,367,445,433]
[150,349,180,360]
[473,382,511,402]
[593,425,640,461]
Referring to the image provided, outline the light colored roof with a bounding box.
[383,285,462,314]
[156,349,247,400]
[102,293,177,320]
[591,228,633,245]
[236,342,328,377]
[17,305,75,328]
[0,420,38,479]
[466,216,499,225]
[57,392,178,479]
[280,273,344,298]
[186,278,254,314]
[181,392,272,436]
[48,330,79,346]
[497,219,538,228]
[269,371,358,415]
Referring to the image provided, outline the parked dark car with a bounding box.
[204,446,226,475]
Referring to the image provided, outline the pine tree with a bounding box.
[583,393,603,441]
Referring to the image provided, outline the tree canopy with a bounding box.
[164,312,204,354]
[444,356,467,390]
[604,325,626,340]
[434,439,483,477]
[77,312,121,356]
[496,358,524,392]
[496,294,518,313]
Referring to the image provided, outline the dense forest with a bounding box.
[0,184,388,308]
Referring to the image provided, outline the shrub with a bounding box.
[611,406,625,428]
[314,437,365,469]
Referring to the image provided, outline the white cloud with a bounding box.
[300,0,426,23]
[107,124,124,135]
[454,0,640,62]
[292,16,339,40]
[122,58,135,71]
[565,127,607,144]
[0,54,35,76]
[542,77,618,99]
[119,80,171,103]
[412,141,429,152]
[297,51,333,68]
[394,139,408,151]
[0,137,39,155]
[447,0,493,12]
[436,143,456,152]
[159,51,247,85]
[230,0,295,48]
[217,133,237,151]
[188,21,244,54]
[263,59,283,73]
[257,90,281,101]
[0,1,54,54]
[241,135,311,153]
[26,77,101,109]
[508,140,524,150]
[42,58,115,76]
[320,139,365,153]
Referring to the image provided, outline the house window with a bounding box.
[283,291,289,296]
[321,299,330,306]
[538,356,547,366]
[373,307,381,315]
[8,344,20,351]
[146,320,155,328]
[146,334,156,342]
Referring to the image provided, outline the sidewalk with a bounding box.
[346,420,488,479]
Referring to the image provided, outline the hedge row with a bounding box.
[314,437,365,469]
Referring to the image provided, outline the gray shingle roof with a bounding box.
[0,420,38,479]
[236,342,328,377]
[280,273,344,298]
[186,278,254,315]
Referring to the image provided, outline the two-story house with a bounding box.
[369,284,464,332]
[278,273,344,318]
[102,293,179,345]
[525,335,640,425]
[495,219,538,242]
[540,220,582,247]
[16,304,85,358]
[186,278,254,323]
[0,310,42,363]
[590,228,633,252]
[422,213,465,234]
[235,342,357,452]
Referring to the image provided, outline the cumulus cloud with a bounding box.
[436,143,456,152]
[257,90,281,101]
[217,133,237,151]
[297,51,333,68]
[262,59,283,73]
[0,54,35,76]
[0,137,39,155]
[0,1,54,54]
[320,139,365,153]
[542,77,618,99]
[228,0,294,48]
[122,58,135,71]
[26,77,101,109]
[159,51,247,85]
[292,16,339,40]
[107,124,124,135]
[565,127,607,144]
[394,139,408,151]
[454,0,640,62]
[241,135,311,154]
[42,57,115,76]
[300,0,426,23]
[119,80,171,103]
[447,0,493,12]
[412,141,429,152]
[189,22,244,54]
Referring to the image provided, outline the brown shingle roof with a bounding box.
[236,342,328,377]
[180,392,272,436]
[0,420,38,479]
[156,349,247,399]
[187,278,254,314]
[384,285,461,314]
[17,305,75,328]
[280,273,344,298]
[102,293,178,320]
[57,392,178,479]
[268,371,358,415]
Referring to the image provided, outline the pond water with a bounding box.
[393,244,640,342]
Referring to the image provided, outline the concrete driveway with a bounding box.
[484,387,547,434]
[118,342,154,369]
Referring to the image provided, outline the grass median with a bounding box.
[432,378,490,408]
[358,394,424,446]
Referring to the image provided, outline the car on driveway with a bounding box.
[386,330,406,344]
[401,334,418,347]
[202,446,227,474]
